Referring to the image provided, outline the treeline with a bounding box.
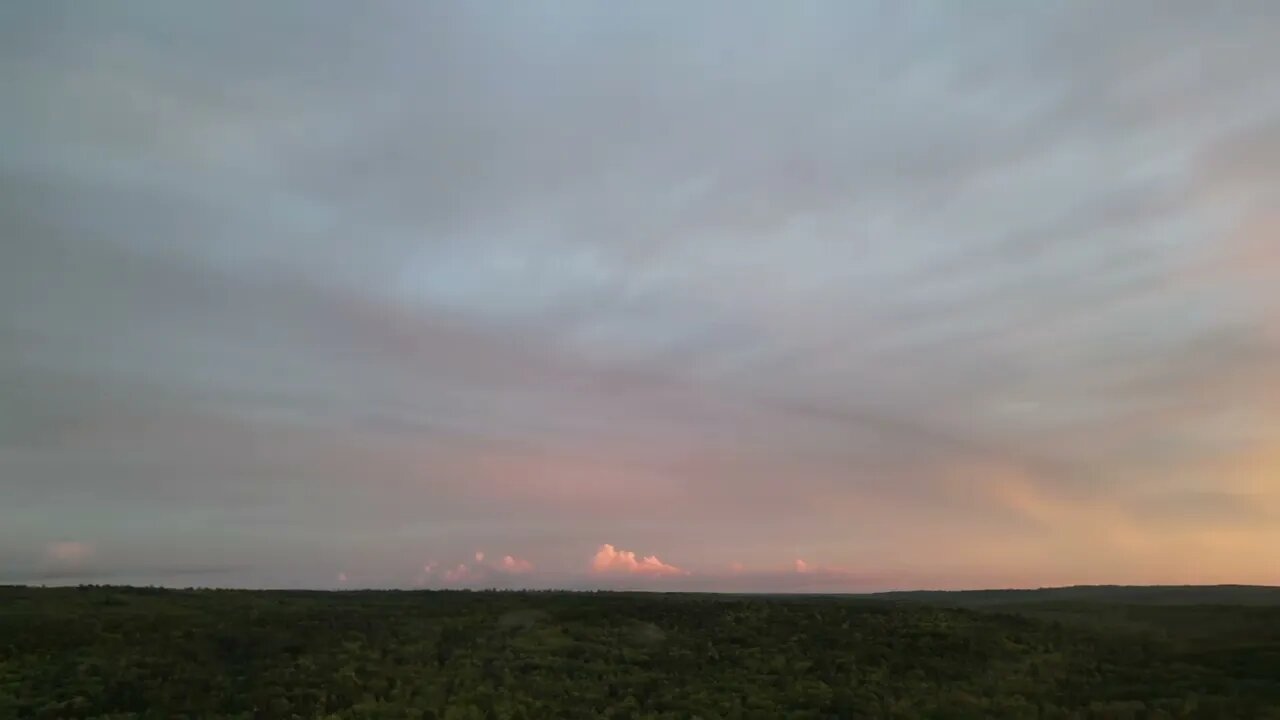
[1,586,1279,718]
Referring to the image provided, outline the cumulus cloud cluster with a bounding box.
[443,564,474,584]
[356,547,872,591]
[591,544,687,577]
[402,551,539,588]
[501,555,534,574]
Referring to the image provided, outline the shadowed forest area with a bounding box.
[2,585,1279,719]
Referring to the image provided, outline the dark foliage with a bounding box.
[2,586,1279,719]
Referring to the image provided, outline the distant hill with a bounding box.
[863,584,1280,607]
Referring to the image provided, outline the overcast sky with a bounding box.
[3,1,1278,591]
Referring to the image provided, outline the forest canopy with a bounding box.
[2,585,1279,719]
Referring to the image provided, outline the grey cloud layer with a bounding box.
[2,2,1278,587]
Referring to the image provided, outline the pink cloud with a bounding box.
[591,543,686,577]
[443,563,473,583]
[729,561,745,573]
[791,558,859,578]
[337,571,348,583]
[418,553,538,586]
[501,555,534,574]
[45,538,93,566]
[412,562,439,587]
[46,540,93,565]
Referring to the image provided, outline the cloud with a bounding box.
[411,562,439,587]
[442,564,472,584]
[791,558,855,576]
[590,544,686,577]
[501,555,534,574]
[337,572,348,583]
[45,541,93,565]
[402,553,537,587]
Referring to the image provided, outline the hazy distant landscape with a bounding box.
[3,584,1279,718]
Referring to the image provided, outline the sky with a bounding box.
[2,1,1278,592]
